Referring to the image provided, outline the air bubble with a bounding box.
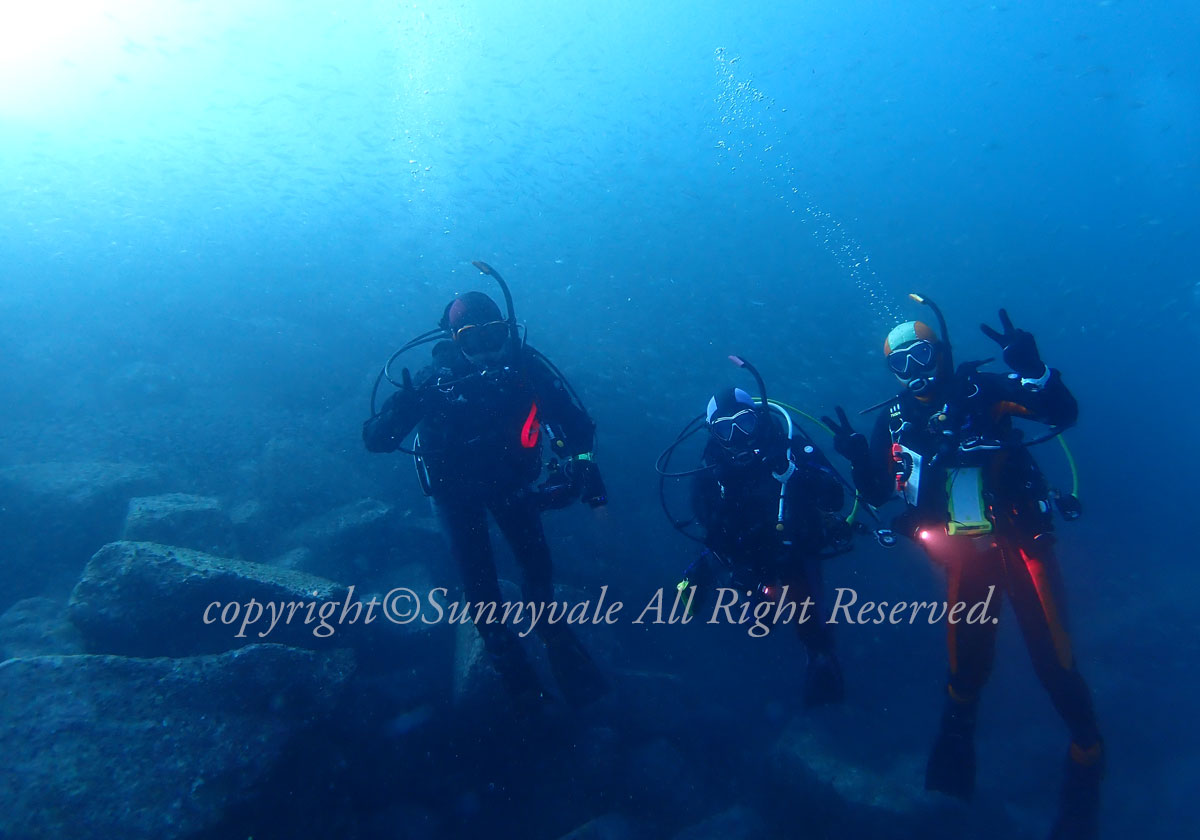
[712,48,901,325]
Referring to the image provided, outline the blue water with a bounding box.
[2,1,1197,838]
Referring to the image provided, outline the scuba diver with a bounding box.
[362,261,608,712]
[661,356,852,708]
[822,296,1102,839]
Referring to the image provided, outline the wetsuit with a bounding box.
[849,366,1103,814]
[363,342,603,707]
[686,423,848,706]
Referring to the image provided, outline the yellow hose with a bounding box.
[1058,436,1080,499]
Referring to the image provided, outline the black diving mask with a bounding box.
[453,320,509,356]
[887,340,938,377]
[709,408,759,444]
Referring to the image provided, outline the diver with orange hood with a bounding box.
[823,296,1102,840]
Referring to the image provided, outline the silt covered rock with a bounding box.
[0,644,353,840]
[0,597,84,659]
[0,460,165,607]
[766,720,1032,839]
[121,493,239,557]
[68,540,349,657]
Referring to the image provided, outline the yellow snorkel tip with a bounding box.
[909,293,926,304]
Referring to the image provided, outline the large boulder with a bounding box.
[0,597,84,659]
[673,805,767,840]
[0,460,163,512]
[0,460,165,607]
[245,434,378,525]
[68,541,350,657]
[452,603,508,710]
[282,497,396,578]
[625,737,705,815]
[766,721,1032,839]
[122,493,239,557]
[278,505,447,585]
[0,644,353,840]
[558,813,637,840]
[451,578,529,711]
[450,579,623,713]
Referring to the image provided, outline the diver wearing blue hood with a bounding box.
[667,361,851,709]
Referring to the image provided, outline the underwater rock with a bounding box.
[391,514,447,561]
[766,720,1031,838]
[570,725,625,791]
[450,579,627,714]
[280,506,447,588]
[122,493,239,557]
[270,545,314,570]
[364,801,443,840]
[672,805,767,840]
[605,665,690,738]
[226,497,279,560]
[626,737,704,815]
[0,460,164,511]
[68,540,348,657]
[0,460,166,607]
[283,497,395,577]
[249,434,378,524]
[557,813,637,840]
[0,644,353,840]
[0,597,84,659]
[451,601,508,711]
[449,577,563,711]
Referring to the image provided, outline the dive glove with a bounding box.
[821,406,870,465]
[981,308,1045,379]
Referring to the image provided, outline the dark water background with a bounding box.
[2,1,1197,837]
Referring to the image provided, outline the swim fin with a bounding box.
[1048,742,1103,840]
[481,627,548,713]
[925,695,978,801]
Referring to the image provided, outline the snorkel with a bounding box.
[728,355,769,420]
[901,293,953,397]
[370,259,522,415]
[721,355,775,464]
[471,260,520,355]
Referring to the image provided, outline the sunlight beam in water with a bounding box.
[0,0,205,122]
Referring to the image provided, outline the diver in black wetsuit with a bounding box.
[363,266,608,711]
[823,300,1102,840]
[671,362,851,708]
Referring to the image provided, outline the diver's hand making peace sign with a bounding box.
[821,406,870,464]
[980,309,1046,378]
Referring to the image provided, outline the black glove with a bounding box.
[364,369,424,452]
[821,406,870,465]
[980,309,1045,378]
